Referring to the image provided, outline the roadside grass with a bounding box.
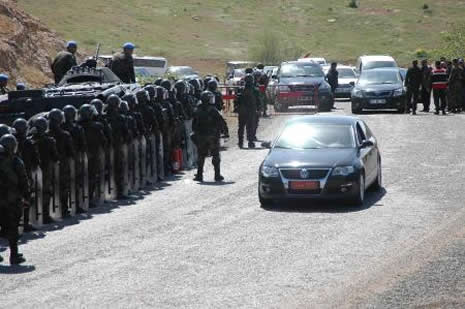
[17,0,464,75]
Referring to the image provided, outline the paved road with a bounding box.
[1,102,465,308]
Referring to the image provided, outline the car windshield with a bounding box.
[275,123,355,149]
[169,67,194,75]
[338,68,356,78]
[358,70,400,85]
[363,61,396,70]
[280,63,324,78]
[233,69,245,78]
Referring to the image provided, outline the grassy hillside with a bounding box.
[18,0,463,75]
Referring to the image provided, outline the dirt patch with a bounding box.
[360,7,394,16]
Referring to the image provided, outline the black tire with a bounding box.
[351,102,362,114]
[398,107,405,114]
[349,173,365,206]
[259,193,274,207]
[370,157,383,191]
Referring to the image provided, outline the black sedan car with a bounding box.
[259,115,382,206]
[351,68,406,114]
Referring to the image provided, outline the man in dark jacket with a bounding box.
[236,74,259,149]
[0,134,30,264]
[448,59,464,113]
[326,62,339,94]
[51,41,78,84]
[420,59,432,112]
[192,91,229,182]
[405,60,423,114]
[108,42,136,83]
[0,74,9,94]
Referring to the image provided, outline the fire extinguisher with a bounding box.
[171,148,183,173]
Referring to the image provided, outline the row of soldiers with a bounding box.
[405,58,465,115]
[0,77,230,265]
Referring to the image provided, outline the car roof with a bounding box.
[336,65,355,69]
[359,55,395,61]
[282,61,319,65]
[361,67,400,73]
[287,115,361,126]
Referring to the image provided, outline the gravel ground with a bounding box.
[1,102,465,308]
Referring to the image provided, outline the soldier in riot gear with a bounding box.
[207,79,224,111]
[91,98,113,146]
[192,91,229,182]
[0,124,14,137]
[236,74,259,149]
[175,80,195,119]
[78,104,107,203]
[51,41,78,84]
[0,134,30,264]
[154,78,163,86]
[123,93,146,138]
[48,109,75,217]
[188,79,202,100]
[0,74,10,94]
[108,42,136,83]
[30,117,59,223]
[105,95,129,198]
[12,118,40,231]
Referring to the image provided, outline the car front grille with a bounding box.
[280,168,330,180]
[364,91,392,97]
[290,85,316,92]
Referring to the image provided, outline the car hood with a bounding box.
[279,77,325,86]
[265,147,357,168]
[356,83,402,92]
[338,78,357,85]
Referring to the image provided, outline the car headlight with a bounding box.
[278,85,289,92]
[352,89,363,98]
[261,165,280,178]
[332,166,355,176]
[393,88,404,97]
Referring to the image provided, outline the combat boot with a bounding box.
[194,160,204,182]
[10,245,26,265]
[248,142,255,149]
[214,165,224,182]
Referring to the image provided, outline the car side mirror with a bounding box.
[360,140,374,148]
[349,81,355,86]
[261,141,272,149]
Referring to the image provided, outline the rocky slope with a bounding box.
[0,0,65,87]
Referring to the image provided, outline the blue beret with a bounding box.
[67,41,77,48]
[0,74,8,81]
[123,42,135,50]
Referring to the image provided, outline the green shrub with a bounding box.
[414,48,429,59]
[249,30,304,65]
[348,0,358,9]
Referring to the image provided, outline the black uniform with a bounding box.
[31,132,59,221]
[51,51,77,84]
[420,65,432,111]
[405,66,422,113]
[0,151,30,264]
[47,126,75,215]
[0,86,9,95]
[108,52,136,83]
[448,66,464,112]
[236,86,259,148]
[192,102,228,181]
[326,68,339,94]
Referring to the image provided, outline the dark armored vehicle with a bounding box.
[0,66,139,124]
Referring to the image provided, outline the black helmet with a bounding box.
[48,108,65,125]
[106,94,121,110]
[143,85,156,100]
[245,67,254,74]
[90,98,104,114]
[122,93,137,108]
[188,78,201,91]
[207,79,218,92]
[244,74,254,87]
[0,124,13,137]
[200,90,215,105]
[32,117,48,134]
[154,78,163,86]
[257,63,264,70]
[204,76,212,89]
[119,101,130,114]
[174,80,187,95]
[136,89,150,105]
[12,118,28,135]
[161,79,172,91]
[63,105,77,122]
[154,86,164,102]
[79,104,97,121]
[0,134,18,155]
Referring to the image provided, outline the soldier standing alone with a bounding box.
[51,41,78,84]
[405,60,422,115]
[108,42,136,83]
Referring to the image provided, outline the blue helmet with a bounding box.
[123,42,135,50]
[16,82,25,90]
[0,74,8,81]
[67,40,77,48]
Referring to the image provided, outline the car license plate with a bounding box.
[370,99,386,104]
[298,96,312,101]
[289,181,320,191]
[335,88,348,93]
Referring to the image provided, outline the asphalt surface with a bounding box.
[1,102,465,308]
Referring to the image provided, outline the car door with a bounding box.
[358,121,378,184]
[355,122,375,185]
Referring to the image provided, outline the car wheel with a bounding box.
[370,157,382,191]
[259,193,274,207]
[398,107,405,113]
[351,102,362,114]
[350,173,365,206]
